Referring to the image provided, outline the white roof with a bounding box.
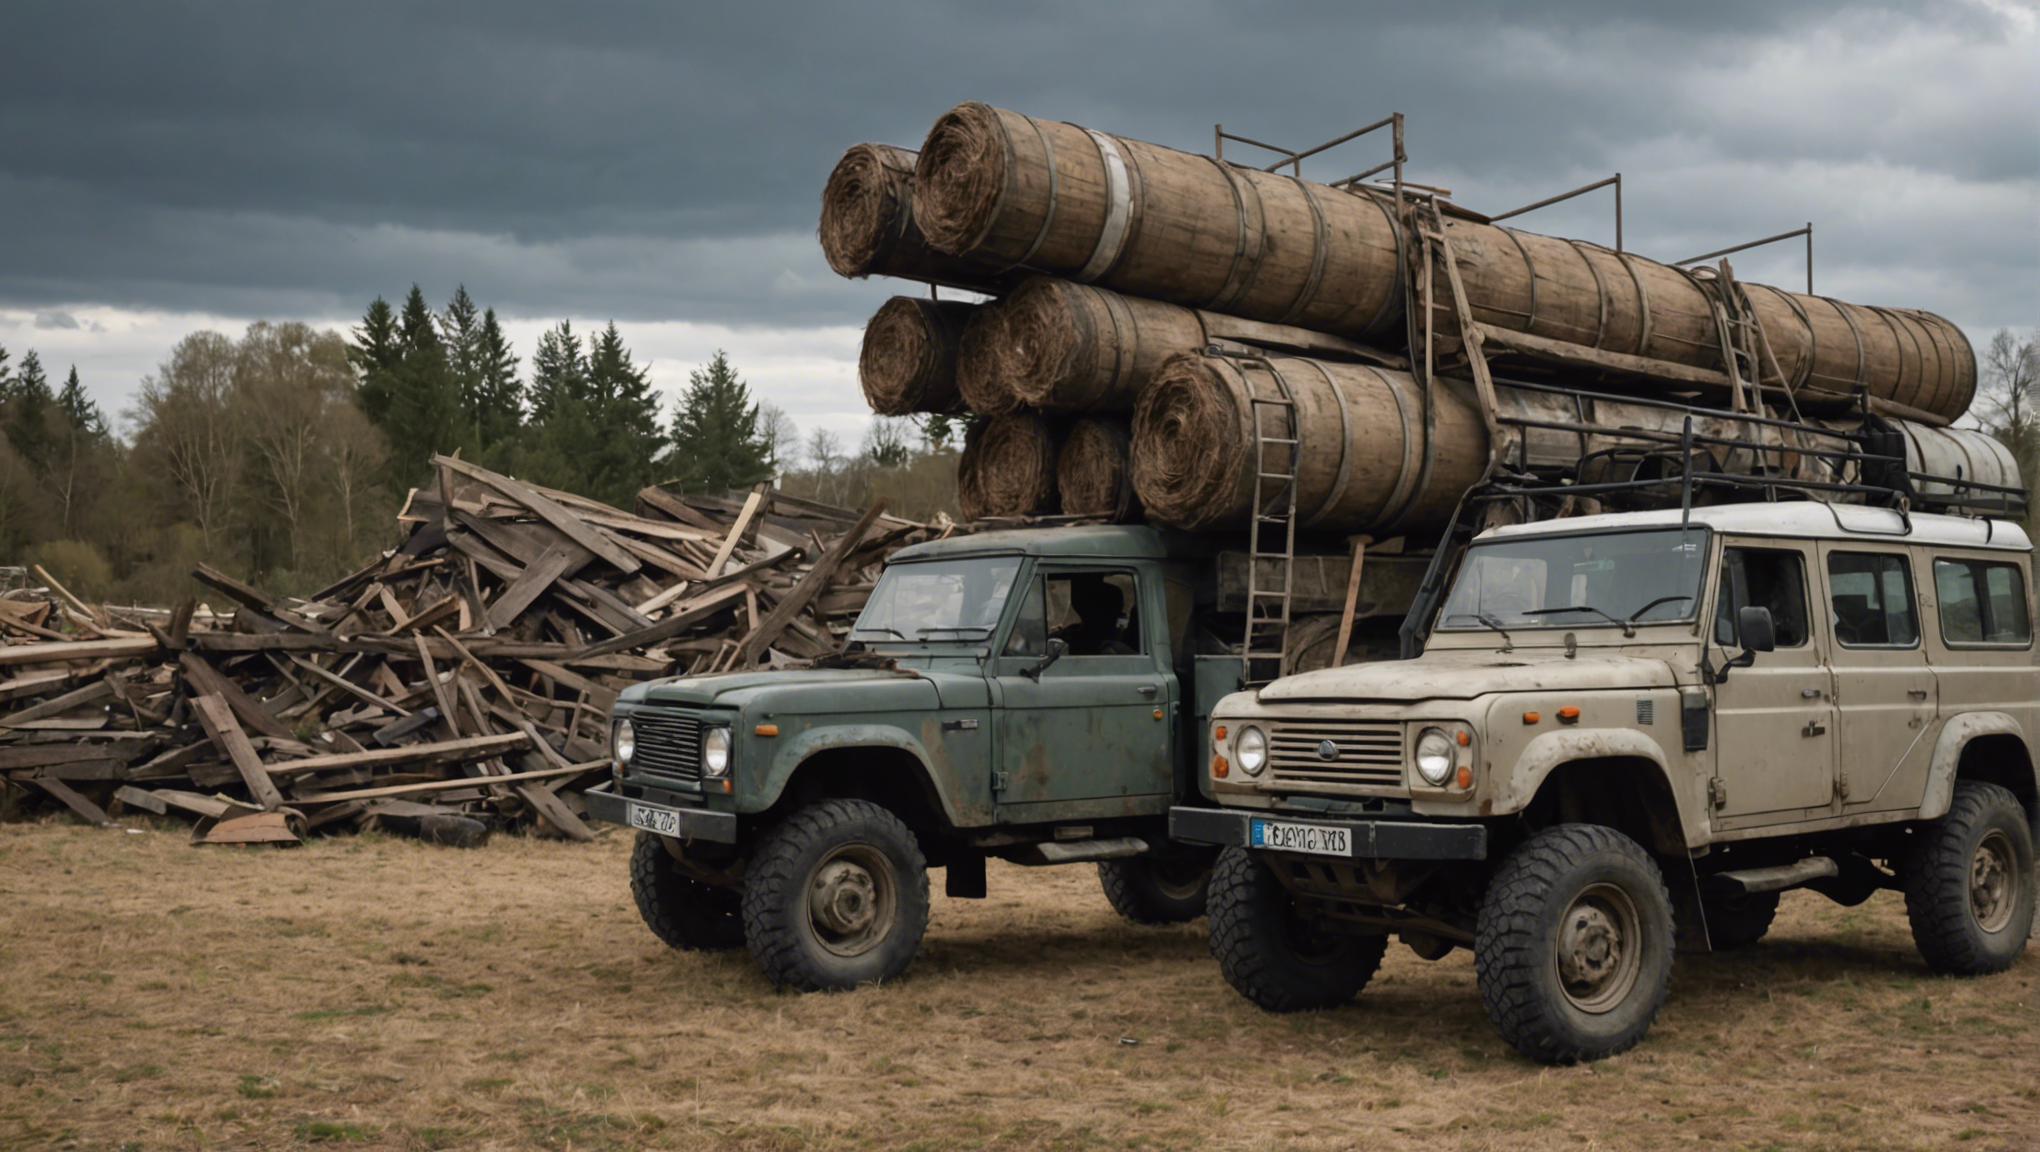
[1478,503,2032,553]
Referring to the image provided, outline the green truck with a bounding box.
[584,524,1408,990]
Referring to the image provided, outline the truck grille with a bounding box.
[1266,719,1404,788]
[630,709,703,786]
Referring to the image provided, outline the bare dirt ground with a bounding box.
[1,818,2034,1152]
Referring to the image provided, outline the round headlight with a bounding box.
[1414,727,1456,787]
[702,727,732,777]
[1236,726,1268,776]
[612,718,635,768]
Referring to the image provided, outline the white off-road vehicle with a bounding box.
[1173,502,2037,1063]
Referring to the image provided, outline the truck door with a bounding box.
[1818,546,1937,812]
[1709,543,1839,828]
[989,567,1174,819]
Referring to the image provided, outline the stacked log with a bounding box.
[906,101,1974,422]
[0,460,959,841]
[817,100,2000,534]
[859,296,976,415]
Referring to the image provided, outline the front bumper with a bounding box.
[1170,806,1488,861]
[584,781,739,843]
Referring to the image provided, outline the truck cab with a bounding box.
[587,524,1241,990]
[1174,503,2038,1063]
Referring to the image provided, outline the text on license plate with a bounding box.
[626,802,681,837]
[1251,819,1351,857]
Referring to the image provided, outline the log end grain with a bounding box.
[912,101,1008,256]
[819,142,919,278]
[1056,417,1140,521]
[958,414,1062,520]
[859,296,974,416]
[1131,352,1248,531]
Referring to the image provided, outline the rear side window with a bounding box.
[1933,558,2032,646]
[1827,552,1918,648]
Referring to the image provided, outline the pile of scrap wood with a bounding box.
[0,454,958,842]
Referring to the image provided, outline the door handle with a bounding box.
[1802,721,1827,737]
[1137,685,1158,698]
[1907,689,1929,700]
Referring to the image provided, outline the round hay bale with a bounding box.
[818,142,1020,293]
[955,306,1025,416]
[1056,417,1139,520]
[958,414,1061,520]
[1000,277,1206,414]
[858,296,975,415]
[1131,352,1485,536]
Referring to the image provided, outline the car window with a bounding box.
[1827,552,1919,648]
[1005,571,1143,657]
[1933,557,2032,646]
[1714,548,1810,648]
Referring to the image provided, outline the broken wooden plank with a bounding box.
[0,678,115,727]
[189,693,287,811]
[113,785,169,815]
[433,454,641,575]
[258,731,531,777]
[288,761,596,803]
[32,776,115,826]
[193,563,328,634]
[0,637,159,667]
[569,583,748,661]
[179,652,296,741]
[738,499,886,666]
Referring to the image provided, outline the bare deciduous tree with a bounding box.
[133,332,242,557]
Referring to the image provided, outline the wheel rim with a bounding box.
[1554,882,1644,1014]
[805,844,898,957]
[1970,829,2017,934]
[1150,857,1210,902]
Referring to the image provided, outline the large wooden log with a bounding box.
[958,414,1062,519]
[1055,417,1138,521]
[817,142,1023,292]
[913,102,1975,421]
[858,296,977,415]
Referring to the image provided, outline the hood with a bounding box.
[628,666,967,712]
[1258,649,1679,703]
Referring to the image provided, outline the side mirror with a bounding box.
[1737,606,1776,654]
[1022,638,1067,681]
[1717,606,1774,682]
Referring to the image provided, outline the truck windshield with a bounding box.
[849,556,1024,643]
[1437,527,1708,633]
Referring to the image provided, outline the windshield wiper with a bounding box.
[1624,595,1693,628]
[916,625,994,639]
[1521,604,1629,635]
[1443,612,1513,652]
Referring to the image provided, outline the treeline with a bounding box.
[0,284,968,606]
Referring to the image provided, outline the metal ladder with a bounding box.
[1242,362,1301,686]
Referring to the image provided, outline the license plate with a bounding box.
[1251,818,1352,857]
[626,802,681,837]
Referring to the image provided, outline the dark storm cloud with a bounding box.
[0,0,2030,334]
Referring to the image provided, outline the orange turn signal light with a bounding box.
[1557,706,1581,724]
[1523,712,1541,724]
[1212,754,1229,779]
[754,724,779,737]
[1455,730,1471,747]
[1456,765,1473,789]
[1214,726,1227,741]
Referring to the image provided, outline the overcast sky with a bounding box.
[0,0,2033,449]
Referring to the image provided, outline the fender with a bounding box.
[753,721,974,827]
[1498,728,1700,849]
[1920,711,2033,820]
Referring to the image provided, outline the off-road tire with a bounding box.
[742,799,930,991]
[628,832,744,951]
[1903,780,2035,975]
[1097,849,1217,925]
[1700,889,1780,951]
[1207,846,1387,1012]
[1475,824,1675,1064]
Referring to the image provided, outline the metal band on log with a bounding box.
[1056,418,1140,520]
[913,102,1975,421]
[958,413,1063,519]
[859,296,977,415]
[818,142,1022,293]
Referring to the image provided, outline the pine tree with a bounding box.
[581,322,666,505]
[349,297,401,425]
[379,286,461,478]
[527,320,588,425]
[474,309,523,447]
[666,351,772,493]
[57,367,106,438]
[439,285,485,450]
[2,350,54,465]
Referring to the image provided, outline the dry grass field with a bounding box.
[1,817,2034,1152]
